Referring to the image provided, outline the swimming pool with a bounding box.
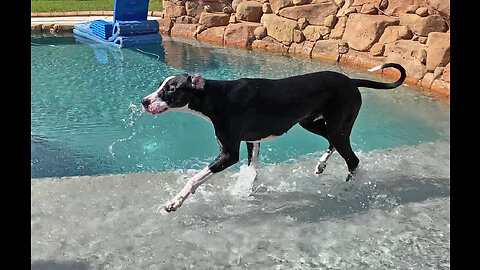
[31,36,449,179]
[31,36,450,269]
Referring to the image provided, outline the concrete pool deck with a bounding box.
[31,14,163,31]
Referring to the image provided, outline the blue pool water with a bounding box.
[31,36,449,179]
[31,36,449,269]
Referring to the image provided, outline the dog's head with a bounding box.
[142,74,205,114]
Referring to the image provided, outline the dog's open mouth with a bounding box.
[153,108,168,114]
[144,100,170,115]
[146,107,168,115]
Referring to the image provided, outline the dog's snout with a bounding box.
[141,98,150,108]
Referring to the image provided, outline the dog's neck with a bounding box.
[170,80,216,122]
[185,79,228,122]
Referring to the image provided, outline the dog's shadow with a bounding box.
[234,175,450,223]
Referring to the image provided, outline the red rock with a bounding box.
[224,22,262,46]
[369,42,385,56]
[269,0,294,14]
[156,18,174,35]
[441,62,450,82]
[378,25,413,44]
[163,1,187,18]
[382,0,425,16]
[170,23,198,38]
[425,32,450,71]
[199,12,230,27]
[236,1,263,22]
[302,25,330,41]
[260,14,298,45]
[343,14,398,51]
[312,39,348,62]
[425,0,450,20]
[252,36,290,53]
[197,26,226,44]
[360,4,377,14]
[278,2,339,26]
[384,40,427,79]
[185,1,202,18]
[399,14,447,36]
[415,7,429,17]
[31,24,42,34]
[329,16,347,39]
[339,50,385,71]
[288,40,316,56]
[176,15,198,24]
[254,26,267,40]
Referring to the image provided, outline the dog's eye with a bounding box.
[167,85,176,92]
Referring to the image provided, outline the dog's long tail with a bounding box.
[353,63,406,89]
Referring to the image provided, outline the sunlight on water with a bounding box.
[31,36,449,179]
[31,36,449,269]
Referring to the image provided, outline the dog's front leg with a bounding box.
[164,148,240,212]
[164,167,213,212]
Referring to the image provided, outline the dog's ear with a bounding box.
[191,75,205,90]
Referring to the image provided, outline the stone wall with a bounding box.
[160,0,451,96]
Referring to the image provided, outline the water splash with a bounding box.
[108,102,145,157]
[229,164,258,197]
[32,141,450,269]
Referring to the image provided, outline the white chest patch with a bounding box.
[247,135,279,143]
[314,114,324,122]
[171,105,211,122]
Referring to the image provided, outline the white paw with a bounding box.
[164,195,185,212]
[315,162,327,174]
[346,171,356,182]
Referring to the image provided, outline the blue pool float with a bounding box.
[73,0,162,48]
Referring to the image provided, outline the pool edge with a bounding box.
[30,14,450,105]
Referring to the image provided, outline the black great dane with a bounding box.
[142,63,406,212]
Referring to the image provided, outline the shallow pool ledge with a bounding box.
[31,172,155,184]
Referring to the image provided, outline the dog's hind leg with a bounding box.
[316,145,335,174]
[299,118,335,174]
[246,142,260,171]
[323,104,361,182]
[328,132,359,181]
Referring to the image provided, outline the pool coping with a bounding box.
[31,13,450,105]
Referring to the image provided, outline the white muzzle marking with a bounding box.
[143,76,176,114]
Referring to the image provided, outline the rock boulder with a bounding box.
[236,1,263,22]
[260,13,299,45]
[302,25,330,41]
[384,40,428,79]
[224,21,262,46]
[426,32,450,71]
[269,0,294,14]
[199,12,230,27]
[197,26,226,44]
[377,25,413,44]
[343,14,398,51]
[278,2,339,26]
[399,14,447,36]
[311,39,349,62]
[164,0,187,18]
